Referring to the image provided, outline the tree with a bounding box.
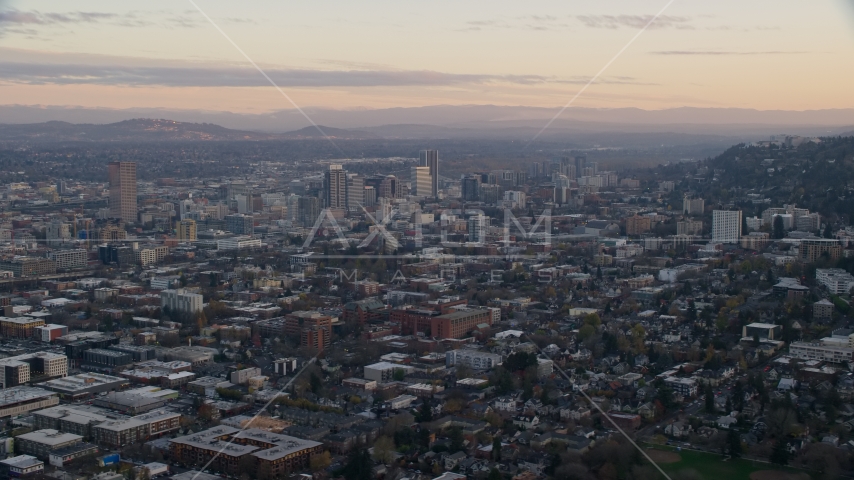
[309,373,322,394]
[338,449,373,480]
[704,385,715,413]
[504,352,538,372]
[488,468,502,480]
[372,436,395,464]
[773,215,785,239]
[492,436,502,461]
[770,439,788,466]
[824,223,833,239]
[449,427,464,453]
[727,429,742,458]
[578,324,595,340]
[310,451,332,472]
[416,399,433,423]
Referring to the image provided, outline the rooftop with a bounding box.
[17,429,82,446]
[0,386,57,406]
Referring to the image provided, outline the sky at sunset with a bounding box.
[1,0,853,114]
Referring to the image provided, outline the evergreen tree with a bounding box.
[727,429,742,458]
[705,385,715,413]
[492,436,502,461]
[771,439,789,465]
[824,223,834,239]
[416,399,433,423]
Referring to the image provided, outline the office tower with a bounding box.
[574,155,587,180]
[108,161,137,222]
[225,214,254,235]
[325,164,347,209]
[363,186,377,207]
[479,184,501,204]
[346,173,364,211]
[712,210,742,244]
[420,149,439,197]
[234,194,252,214]
[411,166,432,197]
[177,219,197,241]
[461,175,481,201]
[559,157,576,179]
[468,215,485,243]
[298,196,320,228]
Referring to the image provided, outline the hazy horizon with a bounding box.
[1,0,854,120]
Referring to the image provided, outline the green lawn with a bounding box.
[646,445,811,480]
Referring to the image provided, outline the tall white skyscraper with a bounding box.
[712,210,742,244]
[419,149,439,197]
[411,166,432,197]
[346,173,364,211]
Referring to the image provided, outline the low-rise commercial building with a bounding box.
[37,373,129,401]
[0,387,59,418]
[15,430,82,461]
[0,455,44,479]
[363,362,414,382]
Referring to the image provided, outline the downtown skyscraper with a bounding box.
[325,164,347,209]
[108,161,137,222]
[419,149,439,198]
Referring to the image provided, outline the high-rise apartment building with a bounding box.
[467,215,485,243]
[683,196,705,215]
[626,215,652,235]
[161,289,203,314]
[177,219,197,241]
[411,166,432,197]
[419,149,439,197]
[108,162,137,222]
[324,164,347,209]
[712,210,742,244]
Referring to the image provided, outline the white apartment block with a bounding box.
[46,250,88,269]
[445,349,502,369]
[135,246,168,266]
[790,341,854,363]
[160,289,203,314]
[712,210,742,244]
[816,269,854,295]
[663,377,698,397]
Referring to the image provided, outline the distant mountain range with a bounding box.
[0,104,852,144]
[0,119,381,143]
